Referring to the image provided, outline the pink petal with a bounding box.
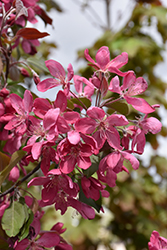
[105,127,122,150]
[107,114,129,126]
[37,78,60,92]
[141,117,162,134]
[55,90,67,112]
[37,232,60,248]
[125,96,155,113]
[73,75,83,94]
[121,151,139,170]
[128,77,148,96]
[43,108,60,130]
[107,152,121,169]
[34,98,51,118]
[28,176,50,187]
[45,60,65,78]
[108,52,128,69]
[68,130,80,145]
[32,141,43,160]
[63,111,80,124]
[77,155,91,170]
[95,46,110,70]
[60,155,76,174]
[109,76,121,94]
[87,106,105,120]
[84,48,96,65]
[15,239,29,250]
[10,94,23,114]
[75,117,96,134]
[23,90,33,113]
[67,63,74,81]
[122,71,136,91]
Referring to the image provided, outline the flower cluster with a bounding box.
[0,46,162,221]
[0,1,164,247]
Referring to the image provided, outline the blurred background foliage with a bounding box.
[13,0,167,250]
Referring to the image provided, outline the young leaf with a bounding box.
[2,201,27,237]
[0,150,26,188]
[16,28,49,40]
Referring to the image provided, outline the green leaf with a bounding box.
[71,97,91,109]
[19,210,34,241]
[83,155,99,177]
[0,150,26,188]
[8,85,26,99]
[106,100,129,115]
[2,201,27,237]
[27,57,50,73]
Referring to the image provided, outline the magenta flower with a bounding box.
[4,90,33,135]
[15,218,60,250]
[81,176,109,201]
[28,169,79,215]
[37,60,74,94]
[57,131,94,174]
[75,106,129,150]
[109,71,156,113]
[85,46,128,76]
[97,150,139,188]
[148,231,167,250]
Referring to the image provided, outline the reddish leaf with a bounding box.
[16,28,49,40]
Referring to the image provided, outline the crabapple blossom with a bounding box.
[75,106,129,150]
[109,71,155,113]
[148,231,167,250]
[37,60,74,94]
[85,46,128,76]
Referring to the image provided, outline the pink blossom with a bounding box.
[73,75,95,100]
[148,231,167,250]
[15,218,60,250]
[28,169,79,215]
[81,176,109,201]
[85,46,128,76]
[75,106,129,150]
[37,60,74,94]
[4,90,33,135]
[57,131,94,174]
[109,71,155,113]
